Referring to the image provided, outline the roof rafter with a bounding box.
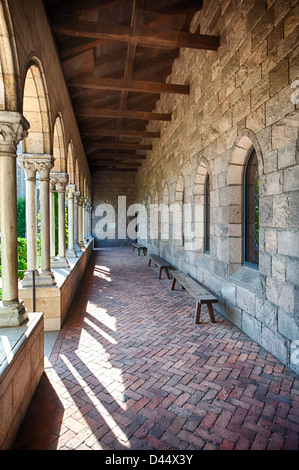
[76,108,172,121]
[53,19,220,50]
[68,76,189,95]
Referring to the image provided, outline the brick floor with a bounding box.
[13,247,299,450]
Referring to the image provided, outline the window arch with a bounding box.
[244,148,259,267]
[227,129,263,275]
[204,173,211,254]
[193,157,211,255]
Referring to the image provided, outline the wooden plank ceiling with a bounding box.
[43,0,219,173]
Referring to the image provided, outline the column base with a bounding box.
[0,300,28,327]
[75,244,83,256]
[21,270,39,287]
[66,249,77,259]
[51,257,70,268]
[36,270,57,286]
[21,270,56,287]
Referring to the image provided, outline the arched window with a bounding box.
[244,148,259,267]
[204,174,210,253]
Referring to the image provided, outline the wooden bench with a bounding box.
[169,269,218,324]
[132,242,147,256]
[148,254,175,280]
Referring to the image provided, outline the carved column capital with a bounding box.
[17,156,37,179]
[0,111,30,154]
[74,190,81,204]
[78,195,85,206]
[35,154,55,180]
[66,183,76,199]
[18,153,55,180]
[50,171,68,191]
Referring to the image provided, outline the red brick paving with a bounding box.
[13,247,299,450]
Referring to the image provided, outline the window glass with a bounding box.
[244,149,259,266]
[205,174,210,253]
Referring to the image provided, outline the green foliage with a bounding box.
[17,198,26,238]
[17,237,27,279]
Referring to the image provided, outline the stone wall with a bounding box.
[92,170,137,247]
[135,0,299,373]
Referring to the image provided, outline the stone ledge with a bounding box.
[0,312,44,449]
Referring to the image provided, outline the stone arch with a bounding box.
[67,140,75,184]
[173,175,184,246]
[227,128,264,274]
[21,59,51,154]
[146,194,151,242]
[0,1,21,111]
[150,190,159,244]
[160,183,169,243]
[193,156,211,254]
[52,114,66,172]
[75,158,80,190]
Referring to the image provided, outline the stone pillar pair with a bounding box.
[50,172,70,268]
[74,191,83,254]
[81,199,92,243]
[17,154,56,287]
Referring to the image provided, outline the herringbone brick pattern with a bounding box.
[13,247,299,450]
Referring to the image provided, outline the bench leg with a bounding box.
[142,248,146,256]
[148,258,152,267]
[195,303,202,324]
[207,304,216,323]
[159,267,163,280]
[166,268,171,279]
[171,277,176,290]
[137,248,140,256]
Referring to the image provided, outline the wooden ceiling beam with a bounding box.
[76,108,172,121]
[81,129,160,138]
[89,153,146,160]
[59,38,108,60]
[68,76,189,95]
[91,167,138,173]
[53,19,220,51]
[86,142,152,151]
[89,160,142,167]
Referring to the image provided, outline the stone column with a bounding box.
[51,172,69,268]
[36,156,56,285]
[87,203,91,238]
[49,176,57,263]
[89,203,93,238]
[83,198,88,243]
[66,184,77,258]
[78,196,85,247]
[0,111,29,326]
[17,156,38,286]
[74,190,82,254]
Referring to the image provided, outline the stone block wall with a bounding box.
[135,0,299,373]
